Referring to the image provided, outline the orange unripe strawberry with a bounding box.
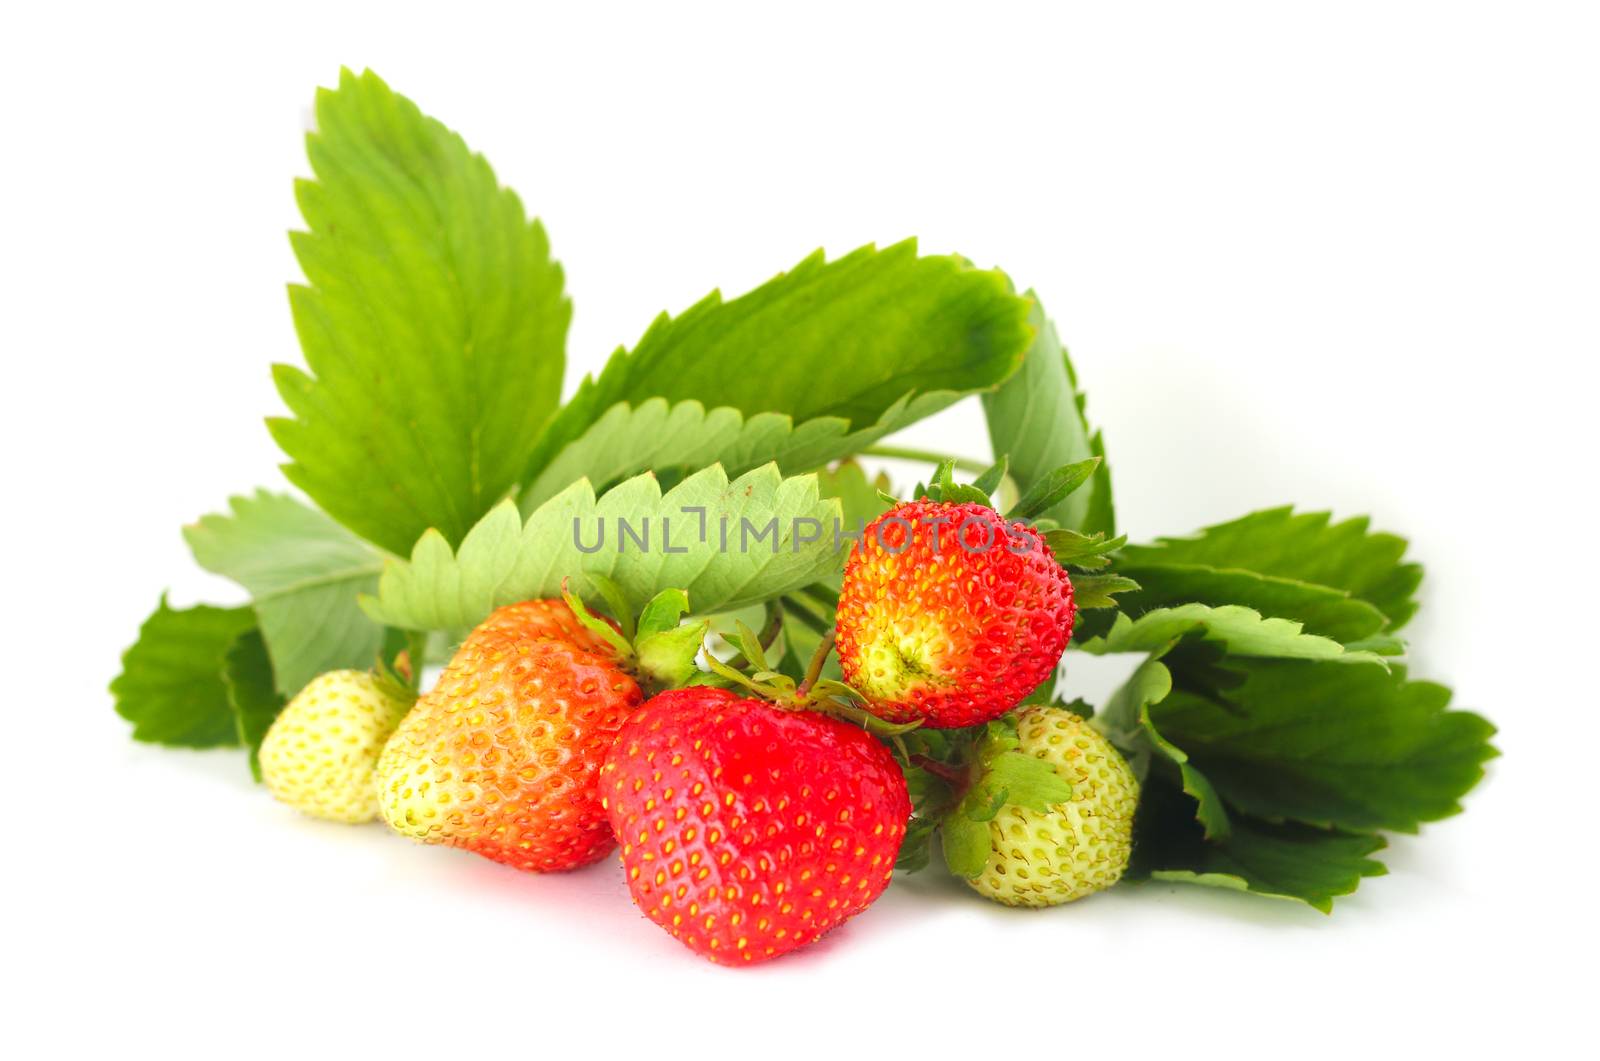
[376,600,643,872]
[836,500,1075,728]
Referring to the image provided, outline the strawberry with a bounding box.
[836,499,1075,728]
[966,706,1138,906]
[259,669,412,823]
[376,600,644,872]
[600,686,910,965]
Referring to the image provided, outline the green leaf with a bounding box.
[1150,658,1497,833]
[1132,780,1387,912]
[1119,507,1422,630]
[111,598,257,747]
[222,629,287,780]
[184,490,388,695]
[1139,702,1231,840]
[1106,562,1388,645]
[1096,657,1174,748]
[365,463,844,631]
[521,391,966,513]
[983,296,1114,534]
[1076,604,1381,663]
[941,814,993,879]
[522,240,1032,488]
[270,68,569,556]
[1005,458,1100,522]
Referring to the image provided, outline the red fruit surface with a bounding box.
[835,500,1075,728]
[600,687,910,965]
[376,600,643,872]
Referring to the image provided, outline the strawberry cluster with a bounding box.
[244,494,1130,966]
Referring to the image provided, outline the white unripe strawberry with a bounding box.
[967,705,1139,907]
[260,670,411,823]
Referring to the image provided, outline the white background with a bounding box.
[4,2,1595,1057]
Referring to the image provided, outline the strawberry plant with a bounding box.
[111,68,1497,961]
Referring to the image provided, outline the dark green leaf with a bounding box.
[1152,658,1498,832]
[1119,507,1422,630]
[112,598,257,747]
[1131,779,1387,912]
[1108,562,1388,645]
[222,629,287,780]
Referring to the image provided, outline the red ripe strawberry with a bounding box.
[376,600,643,872]
[835,499,1074,728]
[600,687,910,965]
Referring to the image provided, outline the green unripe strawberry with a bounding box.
[967,705,1139,907]
[260,670,412,824]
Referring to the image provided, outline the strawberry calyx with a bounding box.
[701,620,922,741]
[560,576,710,696]
[897,712,1078,879]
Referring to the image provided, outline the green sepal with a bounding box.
[1044,528,1126,571]
[560,582,635,660]
[970,455,1009,498]
[587,573,637,641]
[896,816,939,873]
[636,620,711,693]
[1070,573,1142,609]
[940,814,992,879]
[636,588,692,641]
[1005,457,1101,522]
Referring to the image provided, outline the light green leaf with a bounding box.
[1151,659,1498,833]
[521,391,963,513]
[983,296,1114,534]
[184,490,388,695]
[223,629,286,781]
[1119,507,1422,630]
[270,68,569,556]
[522,240,1032,487]
[111,598,257,747]
[366,463,844,631]
[1076,604,1381,664]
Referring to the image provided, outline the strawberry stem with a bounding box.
[796,630,836,698]
[862,444,988,474]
